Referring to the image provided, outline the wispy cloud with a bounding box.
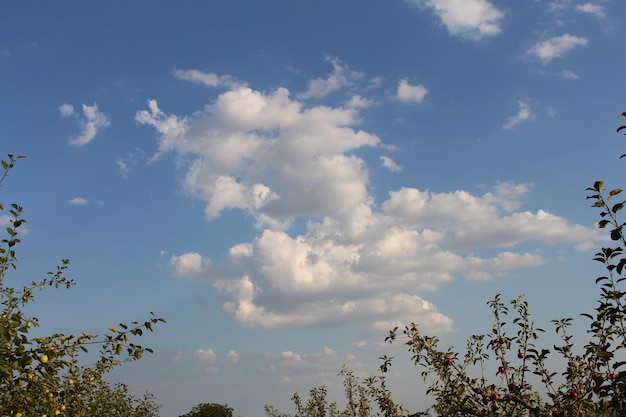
[547,0,571,13]
[526,34,588,63]
[68,197,89,206]
[68,197,103,206]
[576,3,606,18]
[396,78,428,104]
[561,69,579,79]
[380,156,402,172]
[173,69,238,88]
[60,103,110,147]
[503,100,534,130]
[115,149,145,178]
[298,57,362,99]
[406,0,504,41]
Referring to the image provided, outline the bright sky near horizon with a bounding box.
[2,1,626,416]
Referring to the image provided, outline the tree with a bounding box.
[0,153,165,417]
[180,403,234,417]
[267,114,626,417]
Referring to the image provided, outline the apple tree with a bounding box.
[0,154,165,417]
[267,114,626,417]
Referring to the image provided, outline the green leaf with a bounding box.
[598,219,610,228]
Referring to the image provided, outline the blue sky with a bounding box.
[2,1,626,416]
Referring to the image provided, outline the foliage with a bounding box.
[0,153,165,416]
[180,403,234,417]
[266,114,626,417]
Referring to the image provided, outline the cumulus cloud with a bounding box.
[194,348,219,373]
[137,84,379,226]
[526,34,588,63]
[406,0,504,40]
[257,346,351,376]
[380,156,402,172]
[503,100,534,130]
[170,252,206,276]
[193,348,217,364]
[61,103,110,147]
[138,69,600,333]
[227,350,239,363]
[396,78,428,104]
[576,3,606,18]
[298,57,363,99]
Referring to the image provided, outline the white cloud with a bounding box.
[547,0,571,13]
[135,100,189,163]
[407,0,504,40]
[170,252,206,276]
[68,197,88,206]
[298,57,362,99]
[137,84,379,226]
[173,69,238,88]
[116,148,146,178]
[380,156,402,172]
[561,70,579,79]
[576,3,606,18]
[396,78,428,104]
[257,346,354,376]
[210,183,597,332]
[503,100,534,130]
[193,349,219,374]
[58,104,74,117]
[526,34,588,63]
[346,95,374,109]
[65,103,110,147]
[139,73,599,334]
[227,350,239,363]
[193,348,217,364]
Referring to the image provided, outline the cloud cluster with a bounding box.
[59,103,110,147]
[140,69,599,334]
[406,0,504,40]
